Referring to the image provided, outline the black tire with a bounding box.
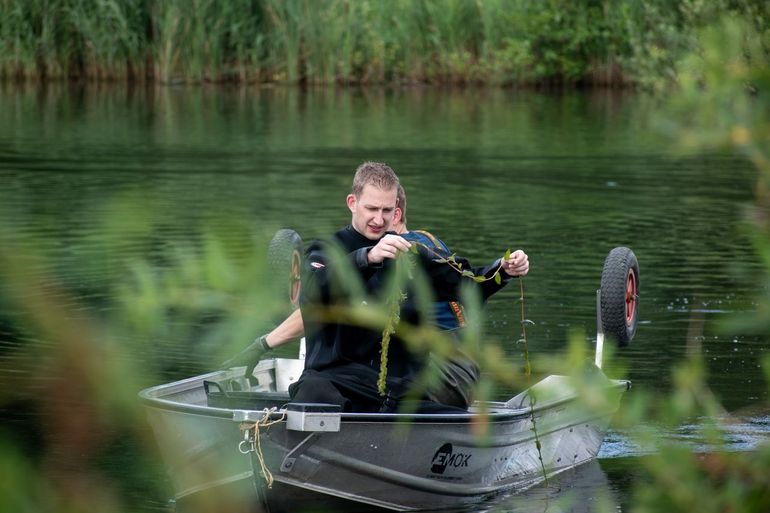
[267,229,303,311]
[600,247,639,347]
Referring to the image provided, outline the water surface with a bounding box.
[1,84,767,511]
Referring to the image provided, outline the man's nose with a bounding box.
[374,211,384,225]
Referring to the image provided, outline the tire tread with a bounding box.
[600,247,639,346]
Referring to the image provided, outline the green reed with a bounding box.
[2,0,763,86]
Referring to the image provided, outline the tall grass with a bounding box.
[0,0,766,85]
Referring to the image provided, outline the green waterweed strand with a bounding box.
[377,253,413,397]
[377,244,509,396]
[517,277,548,486]
[413,242,507,284]
[519,278,532,380]
[529,395,549,487]
[377,289,408,396]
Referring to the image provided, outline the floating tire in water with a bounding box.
[600,247,639,347]
[267,229,303,311]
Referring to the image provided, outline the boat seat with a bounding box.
[204,380,290,410]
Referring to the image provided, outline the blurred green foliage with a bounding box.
[1,5,770,513]
[616,11,770,513]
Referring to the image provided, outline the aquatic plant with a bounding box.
[375,243,511,396]
[376,288,408,396]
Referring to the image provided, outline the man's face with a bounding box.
[347,184,398,240]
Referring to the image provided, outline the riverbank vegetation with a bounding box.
[0,0,767,87]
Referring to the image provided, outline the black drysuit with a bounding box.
[288,225,511,413]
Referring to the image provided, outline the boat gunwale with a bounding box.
[139,371,631,424]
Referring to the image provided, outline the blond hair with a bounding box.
[396,184,407,225]
[351,162,400,197]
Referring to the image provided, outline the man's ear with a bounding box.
[394,207,402,224]
[346,193,356,213]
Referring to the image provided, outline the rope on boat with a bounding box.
[238,407,286,489]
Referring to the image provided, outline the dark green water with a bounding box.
[1,84,768,512]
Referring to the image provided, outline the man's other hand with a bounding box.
[367,234,412,264]
[502,249,529,277]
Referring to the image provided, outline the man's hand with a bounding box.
[501,249,529,277]
[367,234,412,264]
[221,335,271,377]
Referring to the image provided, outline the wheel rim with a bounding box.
[625,269,637,326]
[289,249,301,306]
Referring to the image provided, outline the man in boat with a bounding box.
[225,162,529,412]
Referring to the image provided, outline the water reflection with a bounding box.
[469,461,618,513]
[1,85,768,512]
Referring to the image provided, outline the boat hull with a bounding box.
[140,362,629,512]
[254,387,622,511]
